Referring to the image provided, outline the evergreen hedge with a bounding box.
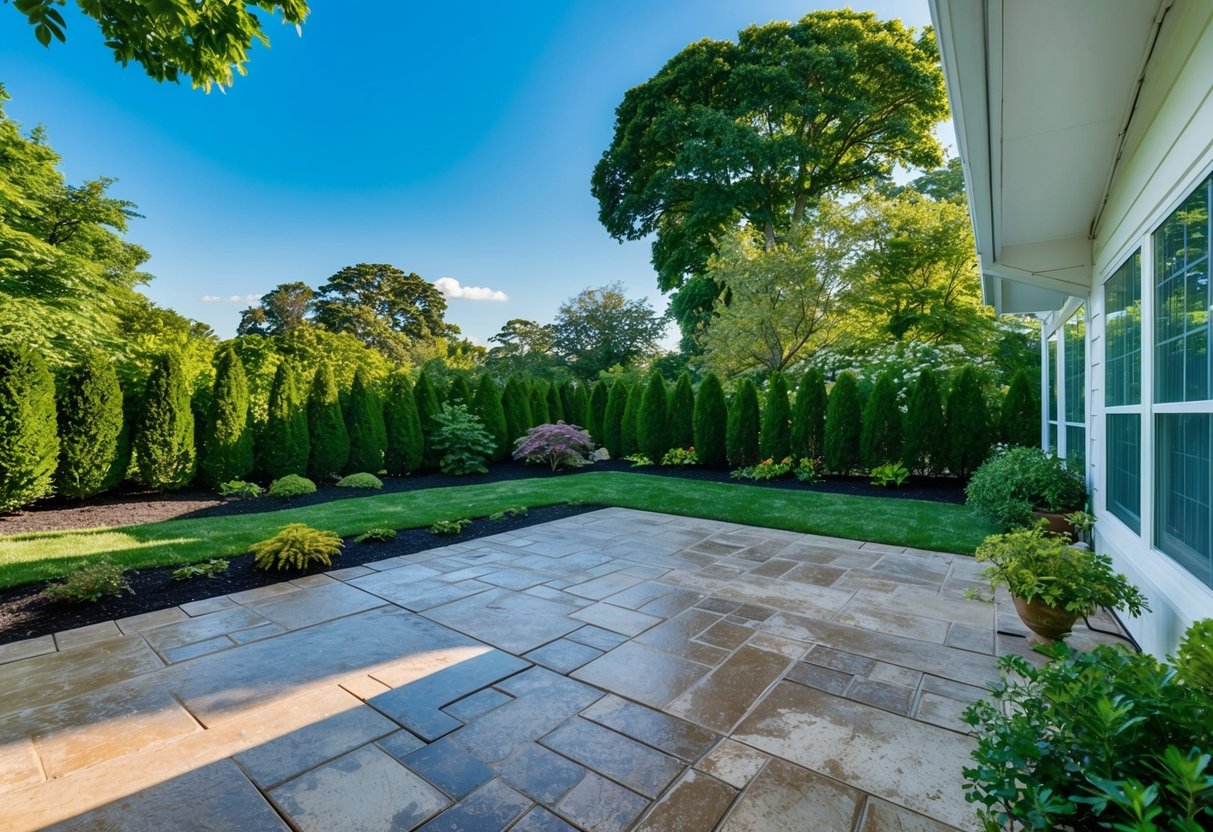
[133,352,195,490]
[546,382,564,423]
[345,368,387,474]
[861,372,903,468]
[199,346,253,487]
[760,373,791,462]
[447,375,474,408]
[529,381,551,426]
[473,375,509,460]
[55,352,123,500]
[903,368,946,475]
[693,372,728,467]
[638,373,671,463]
[946,366,992,478]
[726,378,761,468]
[259,361,310,480]
[501,375,533,447]
[570,383,590,429]
[669,372,695,451]
[603,381,628,458]
[306,363,350,480]
[588,381,608,443]
[621,382,643,456]
[412,370,441,469]
[559,382,578,425]
[384,373,423,475]
[790,369,827,460]
[1000,369,1040,448]
[823,372,861,474]
[0,345,59,510]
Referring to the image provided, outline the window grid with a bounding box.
[1106,414,1141,534]
[1105,252,1142,407]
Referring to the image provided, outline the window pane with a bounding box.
[1155,413,1212,588]
[1106,414,1141,534]
[1104,252,1141,407]
[1065,424,1086,470]
[1155,175,1213,404]
[1047,336,1058,420]
[1064,307,1085,423]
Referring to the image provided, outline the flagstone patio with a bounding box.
[0,508,1128,832]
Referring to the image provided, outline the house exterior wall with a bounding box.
[1084,3,1213,657]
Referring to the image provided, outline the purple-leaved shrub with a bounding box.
[513,422,595,471]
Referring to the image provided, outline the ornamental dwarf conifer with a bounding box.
[1000,369,1040,448]
[55,352,123,499]
[345,368,387,474]
[306,363,349,480]
[603,381,628,457]
[0,345,59,510]
[446,375,474,408]
[588,381,609,443]
[693,372,728,467]
[501,375,533,447]
[790,369,827,460]
[529,381,551,426]
[946,366,992,477]
[861,372,903,468]
[638,373,671,463]
[199,346,253,487]
[760,373,791,462]
[726,378,761,468]
[412,370,441,468]
[473,375,509,460]
[621,382,643,456]
[903,368,946,475]
[823,372,861,474]
[259,361,309,480]
[384,373,423,475]
[133,352,195,490]
[669,372,695,451]
[545,382,564,423]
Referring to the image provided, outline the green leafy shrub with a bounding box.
[793,456,824,483]
[1000,368,1040,447]
[870,462,909,488]
[46,560,129,602]
[429,404,497,475]
[306,362,350,480]
[860,372,903,469]
[902,367,946,475]
[963,643,1212,832]
[384,373,424,475]
[638,373,671,465]
[661,447,698,466]
[344,367,387,475]
[790,369,827,461]
[966,446,1088,529]
[489,506,528,521]
[250,524,343,571]
[172,559,229,581]
[623,453,652,467]
[602,381,629,458]
[732,457,792,481]
[823,372,861,474]
[726,378,761,468]
[258,361,310,480]
[945,365,991,477]
[132,351,195,490]
[1177,619,1213,696]
[693,373,728,468]
[219,480,263,499]
[336,472,383,489]
[430,518,471,535]
[268,474,317,498]
[56,352,124,500]
[355,527,397,543]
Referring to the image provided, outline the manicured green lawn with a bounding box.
[0,472,997,590]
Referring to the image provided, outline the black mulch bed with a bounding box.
[0,462,967,647]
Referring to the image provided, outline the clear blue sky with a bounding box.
[2,1,939,347]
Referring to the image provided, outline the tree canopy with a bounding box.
[551,283,667,380]
[11,0,310,91]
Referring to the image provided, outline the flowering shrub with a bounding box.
[793,457,824,483]
[513,422,595,471]
[661,447,698,466]
[806,340,998,408]
[732,457,793,481]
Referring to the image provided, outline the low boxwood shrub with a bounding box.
[46,560,130,602]
[268,474,317,498]
[513,422,594,471]
[966,446,1087,529]
[250,524,343,570]
[336,472,383,489]
[355,527,397,543]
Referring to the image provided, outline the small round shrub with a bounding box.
[965,446,1087,529]
[268,474,317,498]
[336,472,384,489]
[250,524,343,571]
[45,560,130,603]
[356,527,397,544]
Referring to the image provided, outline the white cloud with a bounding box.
[201,294,260,303]
[433,276,508,302]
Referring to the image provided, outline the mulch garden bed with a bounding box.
[0,462,967,646]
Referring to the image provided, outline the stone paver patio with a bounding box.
[0,508,1127,831]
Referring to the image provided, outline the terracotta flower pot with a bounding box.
[1032,510,1077,541]
[1012,595,1080,645]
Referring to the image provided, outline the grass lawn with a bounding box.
[0,471,998,590]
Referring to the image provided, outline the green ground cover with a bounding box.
[0,472,997,590]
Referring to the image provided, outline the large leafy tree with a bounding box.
[592,11,947,336]
[551,283,666,379]
[312,263,454,364]
[11,1,309,91]
[483,319,563,381]
[237,282,314,336]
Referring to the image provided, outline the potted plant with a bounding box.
[974,522,1148,644]
[966,446,1087,532]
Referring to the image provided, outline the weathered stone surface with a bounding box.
[115,607,189,635]
[556,771,649,832]
[0,635,56,666]
[417,778,532,831]
[0,635,163,718]
[402,735,495,799]
[141,606,269,654]
[581,695,717,762]
[53,621,121,651]
[632,769,737,832]
[238,582,386,631]
[424,587,584,653]
[234,706,397,788]
[271,744,448,831]
[717,757,863,832]
[443,687,512,721]
[565,625,628,651]
[163,634,233,663]
[785,661,853,695]
[525,638,603,673]
[573,641,710,708]
[570,602,662,637]
[541,717,682,798]
[511,806,580,831]
[694,738,768,789]
[667,645,791,733]
[860,797,966,832]
[0,737,43,796]
[495,742,586,804]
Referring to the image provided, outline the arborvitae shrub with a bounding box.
[603,381,628,457]
[823,372,861,474]
[529,381,551,426]
[546,382,564,423]
[0,345,59,510]
[345,368,387,474]
[638,373,671,463]
[259,361,310,481]
[501,375,533,448]
[790,369,827,460]
[903,368,946,475]
[55,352,123,499]
[384,373,423,475]
[861,372,904,468]
[412,370,441,469]
[693,373,728,467]
[946,366,992,478]
[726,378,761,468]
[473,375,509,460]
[199,347,253,487]
[307,363,350,480]
[1000,369,1040,448]
[621,382,643,456]
[669,373,695,451]
[559,382,578,425]
[447,375,474,408]
[588,381,609,444]
[570,384,590,429]
[760,373,791,462]
[133,352,195,490]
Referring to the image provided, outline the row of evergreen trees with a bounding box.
[0,340,1039,512]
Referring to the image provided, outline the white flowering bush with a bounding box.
[800,340,998,407]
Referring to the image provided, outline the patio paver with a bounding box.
[0,508,1133,831]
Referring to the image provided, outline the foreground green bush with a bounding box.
[966,446,1087,529]
[823,372,861,474]
[258,360,309,481]
[56,352,123,500]
[336,472,383,489]
[132,352,194,491]
[250,524,343,571]
[726,378,760,468]
[693,373,728,468]
[46,560,129,602]
[199,346,254,487]
[760,373,791,463]
[429,404,496,475]
[306,363,349,480]
[268,474,317,498]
